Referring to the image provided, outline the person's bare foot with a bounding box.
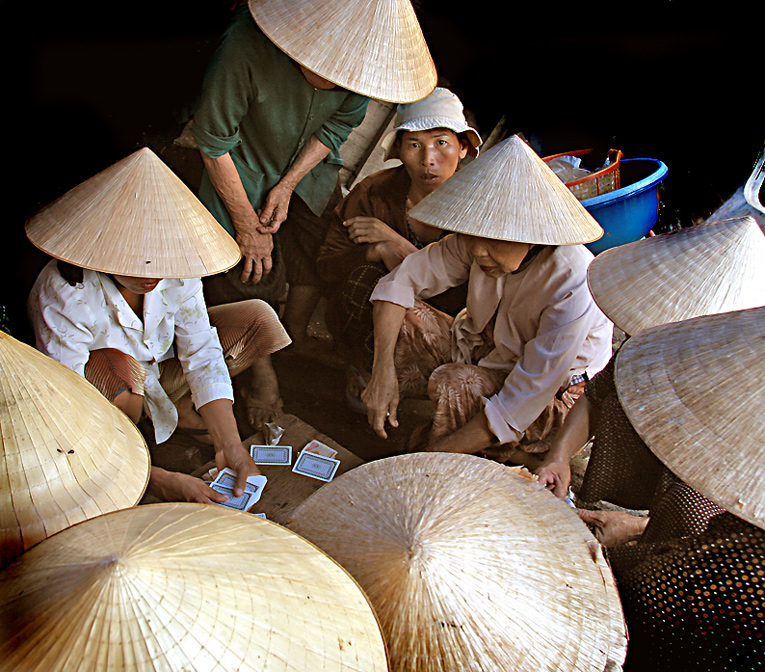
[243,356,283,433]
[577,509,649,547]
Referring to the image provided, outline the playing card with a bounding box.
[292,450,340,482]
[250,444,292,465]
[210,468,268,511]
[302,439,338,459]
[252,512,267,519]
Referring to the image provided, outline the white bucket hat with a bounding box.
[381,87,482,161]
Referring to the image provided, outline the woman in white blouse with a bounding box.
[26,148,291,503]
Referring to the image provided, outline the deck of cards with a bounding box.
[292,440,340,482]
[209,468,267,512]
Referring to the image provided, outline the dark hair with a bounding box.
[56,260,84,286]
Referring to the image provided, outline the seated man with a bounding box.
[362,135,613,461]
[317,87,481,409]
[26,148,291,503]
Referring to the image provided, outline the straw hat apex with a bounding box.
[408,135,604,245]
[288,453,627,672]
[588,216,765,335]
[0,503,389,672]
[25,147,241,279]
[615,306,765,531]
[0,332,150,569]
[248,0,436,104]
[380,87,482,160]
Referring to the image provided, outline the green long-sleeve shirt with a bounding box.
[192,7,370,235]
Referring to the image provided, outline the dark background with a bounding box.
[3,0,761,343]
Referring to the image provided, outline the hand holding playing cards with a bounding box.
[215,443,261,497]
[362,365,399,439]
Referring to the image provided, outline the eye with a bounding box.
[437,139,448,146]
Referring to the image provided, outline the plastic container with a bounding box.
[582,158,668,255]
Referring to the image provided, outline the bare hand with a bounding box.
[175,472,230,504]
[366,239,417,271]
[535,458,571,499]
[344,216,407,246]
[361,365,399,439]
[257,182,294,234]
[215,443,262,497]
[235,227,273,284]
[577,509,649,547]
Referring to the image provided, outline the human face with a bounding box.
[298,65,337,90]
[463,236,531,278]
[398,129,469,197]
[112,275,161,294]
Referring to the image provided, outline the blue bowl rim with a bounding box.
[581,158,668,209]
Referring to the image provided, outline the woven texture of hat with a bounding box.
[615,306,765,531]
[287,453,627,672]
[588,216,765,334]
[0,333,150,569]
[407,135,604,245]
[25,147,240,278]
[0,503,389,672]
[248,0,436,103]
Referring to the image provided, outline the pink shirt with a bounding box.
[371,234,613,443]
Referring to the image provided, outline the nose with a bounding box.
[422,145,437,165]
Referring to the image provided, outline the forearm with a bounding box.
[197,398,242,453]
[200,151,259,232]
[427,411,496,454]
[146,466,183,501]
[280,135,331,190]
[370,300,407,371]
[545,393,593,463]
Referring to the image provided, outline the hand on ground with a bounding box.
[361,367,399,439]
[215,443,262,496]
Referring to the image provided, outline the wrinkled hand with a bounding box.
[577,509,649,547]
[535,458,571,499]
[361,365,399,439]
[366,239,417,271]
[235,227,273,284]
[257,182,294,234]
[215,442,262,497]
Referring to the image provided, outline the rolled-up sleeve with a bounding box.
[173,280,234,408]
[482,277,602,444]
[314,94,370,155]
[370,234,471,308]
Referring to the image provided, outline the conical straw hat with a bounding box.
[248,0,436,104]
[287,453,627,672]
[0,503,389,672]
[588,216,765,335]
[408,135,604,245]
[615,306,765,530]
[0,332,150,569]
[25,147,241,279]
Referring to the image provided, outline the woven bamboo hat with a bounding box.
[248,0,436,104]
[25,147,241,279]
[0,503,389,672]
[380,87,482,160]
[615,306,765,530]
[408,135,604,245]
[588,216,765,335]
[287,453,627,672]
[0,332,150,569]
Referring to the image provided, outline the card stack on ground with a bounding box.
[209,468,267,512]
[250,444,293,465]
[293,440,341,482]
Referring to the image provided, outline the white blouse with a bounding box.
[370,234,613,444]
[28,260,233,443]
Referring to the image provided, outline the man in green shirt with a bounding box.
[191,0,437,351]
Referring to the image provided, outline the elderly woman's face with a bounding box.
[398,129,468,195]
[463,236,531,278]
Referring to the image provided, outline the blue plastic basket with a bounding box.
[583,158,668,255]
